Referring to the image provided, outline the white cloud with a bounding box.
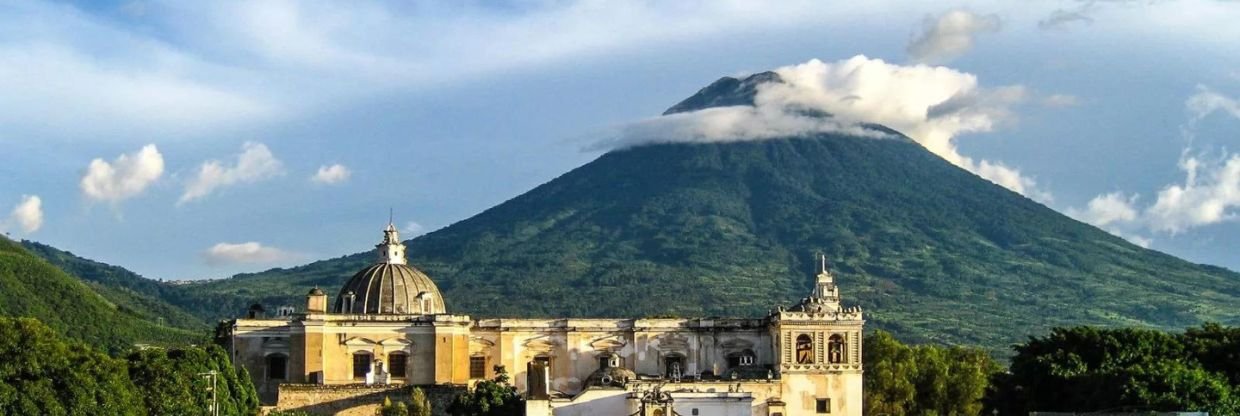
[1071,86,1240,237]
[3,195,44,234]
[1068,192,1140,227]
[403,221,426,237]
[1186,85,1240,122]
[1145,153,1240,233]
[1041,94,1081,108]
[598,55,1049,201]
[310,164,351,185]
[203,241,297,266]
[80,144,165,203]
[906,10,1001,64]
[180,142,284,204]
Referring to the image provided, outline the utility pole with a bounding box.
[198,370,218,416]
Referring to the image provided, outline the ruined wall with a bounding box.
[272,384,463,416]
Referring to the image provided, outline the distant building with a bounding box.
[225,222,864,416]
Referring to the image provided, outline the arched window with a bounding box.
[418,292,434,314]
[828,334,846,364]
[265,353,288,380]
[388,352,408,379]
[352,351,372,380]
[796,334,814,364]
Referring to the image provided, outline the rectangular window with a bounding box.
[353,353,371,379]
[470,356,487,379]
[816,398,830,413]
[388,353,407,378]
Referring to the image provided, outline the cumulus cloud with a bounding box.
[907,10,1001,64]
[180,142,283,204]
[80,144,165,203]
[3,195,44,234]
[1145,153,1240,233]
[203,241,297,266]
[1041,94,1081,108]
[1071,85,1240,239]
[598,55,1049,201]
[310,164,351,185]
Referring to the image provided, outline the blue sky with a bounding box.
[1,0,1238,279]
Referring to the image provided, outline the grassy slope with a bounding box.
[20,241,206,331]
[0,237,202,352]
[171,135,1240,352]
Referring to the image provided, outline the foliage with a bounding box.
[448,366,523,416]
[0,316,260,416]
[410,387,433,416]
[0,317,144,415]
[0,237,202,352]
[864,330,997,415]
[126,344,260,416]
[986,325,1240,415]
[20,240,207,331]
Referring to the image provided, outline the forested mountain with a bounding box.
[0,237,201,352]
[148,73,1240,351]
[20,241,206,331]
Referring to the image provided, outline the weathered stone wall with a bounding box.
[271,384,463,416]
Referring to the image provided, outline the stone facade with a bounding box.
[226,224,864,415]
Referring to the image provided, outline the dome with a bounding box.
[334,220,447,315]
[335,263,446,314]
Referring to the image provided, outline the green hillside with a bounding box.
[20,241,206,331]
[0,237,202,352]
[148,73,1240,351]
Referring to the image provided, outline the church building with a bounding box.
[226,223,864,415]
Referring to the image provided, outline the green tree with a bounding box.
[410,387,432,416]
[448,365,523,416]
[0,317,144,415]
[864,330,996,416]
[127,344,259,416]
[986,325,1240,416]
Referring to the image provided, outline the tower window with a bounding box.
[664,355,685,379]
[265,353,288,380]
[796,334,814,364]
[388,352,407,378]
[352,352,372,380]
[469,356,486,379]
[816,398,830,413]
[828,334,846,364]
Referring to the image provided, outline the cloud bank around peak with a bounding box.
[599,55,1049,202]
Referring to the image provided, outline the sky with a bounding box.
[1,0,1238,280]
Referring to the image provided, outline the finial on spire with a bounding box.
[820,253,827,273]
[389,207,394,225]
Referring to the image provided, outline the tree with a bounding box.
[864,330,997,416]
[410,387,432,416]
[127,344,259,416]
[986,325,1240,416]
[0,317,144,415]
[448,365,523,416]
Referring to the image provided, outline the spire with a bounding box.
[377,215,407,265]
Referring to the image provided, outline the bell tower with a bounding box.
[769,253,864,416]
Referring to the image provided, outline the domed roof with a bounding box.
[334,221,447,315]
[336,263,446,314]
